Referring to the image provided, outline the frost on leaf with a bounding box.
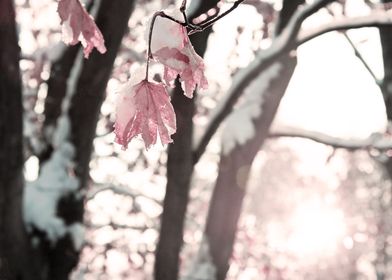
[151,11,208,98]
[114,78,177,150]
[58,0,106,58]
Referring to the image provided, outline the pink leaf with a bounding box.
[58,0,106,58]
[114,78,177,150]
[151,12,208,98]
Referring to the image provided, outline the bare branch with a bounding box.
[270,127,392,151]
[189,0,246,35]
[86,221,148,230]
[193,0,335,163]
[193,6,392,163]
[324,7,380,85]
[297,10,392,45]
[86,184,161,204]
[342,32,380,84]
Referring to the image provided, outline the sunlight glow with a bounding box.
[267,197,346,260]
[287,198,346,257]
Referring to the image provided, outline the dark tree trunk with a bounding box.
[43,46,79,138]
[205,54,297,280]
[203,1,303,279]
[377,1,392,279]
[154,2,219,280]
[379,0,392,122]
[0,1,38,279]
[45,1,136,279]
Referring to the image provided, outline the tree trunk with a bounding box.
[203,1,303,279]
[0,1,38,279]
[42,45,80,161]
[206,54,297,280]
[376,1,392,278]
[379,0,392,122]
[154,2,219,280]
[46,1,136,279]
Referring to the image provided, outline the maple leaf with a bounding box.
[57,0,106,58]
[150,11,208,98]
[114,77,176,150]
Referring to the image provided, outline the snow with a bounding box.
[47,42,67,62]
[23,50,84,248]
[221,63,282,155]
[182,236,216,280]
[61,17,74,45]
[24,142,79,243]
[149,9,184,54]
[68,223,85,250]
[53,115,71,148]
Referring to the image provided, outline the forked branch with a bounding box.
[193,3,392,163]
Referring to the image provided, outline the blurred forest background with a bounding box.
[2,0,392,279]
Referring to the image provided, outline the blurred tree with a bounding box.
[154,1,219,279]
[202,1,304,279]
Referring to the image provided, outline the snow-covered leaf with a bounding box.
[151,10,208,98]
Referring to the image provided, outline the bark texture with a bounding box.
[154,2,219,280]
[377,1,392,279]
[203,1,303,279]
[379,0,392,121]
[0,1,37,279]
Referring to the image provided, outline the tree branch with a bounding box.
[270,127,392,151]
[342,32,380,84]
[193,0,335,163]
[86,184,160,204]
[297,10,392,45]
[85,221,148,231]
[193,6,392,163]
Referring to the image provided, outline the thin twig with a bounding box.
[189,0,245,34]
[144,0,246,78]
[325,7,380,84]
[342,32,380,84]
[180,0,188,24]
[193,0,335,163]
[193,7,392,163]
[145,11,164,80]
[86,221,148,230]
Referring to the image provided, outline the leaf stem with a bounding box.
[146,11,163,80]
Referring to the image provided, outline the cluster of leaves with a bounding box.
[114,9,208,150]
[56,0,209,150]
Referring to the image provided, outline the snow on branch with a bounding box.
[193,1,392,162]
[270,126,392,151]
[23,51,85,248]
[193,0,335,162]
[221,63,282,155]
[297,10,392,46]
[182,236,216,280]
